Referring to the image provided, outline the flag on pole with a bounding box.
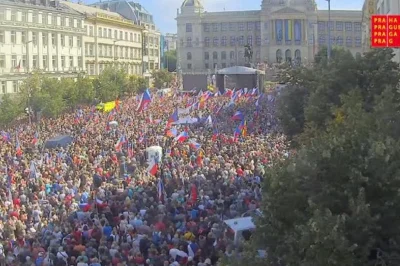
[136,89,152,112]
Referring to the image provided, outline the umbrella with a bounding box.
[109,121,118,126]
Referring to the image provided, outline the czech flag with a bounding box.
[136,89,152,112]
[167,108,179,125]
[232,111,244,121]
[148,160,158,176]
[175,131,189,142]
[166,127,178,138]
[79,203,92,212]
[115,135,127,151]
[189,140,201,150]
[1,131,11,142]
[225,89,233,97]
[212,128,219,142]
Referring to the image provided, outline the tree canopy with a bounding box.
[152,69,174,89]
[222,48,400,266]
[164,49,177,72]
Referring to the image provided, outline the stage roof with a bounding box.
[217,66,265,75]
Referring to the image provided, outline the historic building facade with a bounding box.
[0,0,85,94]
[90,0,161,80]
[63,1,143,77]
[177,0,363,73]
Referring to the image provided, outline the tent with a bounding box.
[44,135,73,149]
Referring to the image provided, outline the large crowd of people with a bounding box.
[0,87,289,266]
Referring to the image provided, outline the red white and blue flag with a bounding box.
[175,131,189,142]
[136,89,152,112]
[232,111,244,121]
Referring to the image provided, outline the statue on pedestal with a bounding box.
[244,44,253,66]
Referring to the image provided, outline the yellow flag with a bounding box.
[103,101,116,113]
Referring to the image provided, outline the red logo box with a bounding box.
[371,15,388,48]
[387,15,400,48]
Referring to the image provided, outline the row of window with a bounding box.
[0,30,82,47]
[0,54,83,69]
[194,22,262,33]
[318,35,362,47]
[186,62,236,70]
[318,21,361,32]
[0,9,82,28]
[186,51,261,61]
[0,81,20,94]
[86,63,142,76]
[84,44,143,59]
[181,36,263,47]
[87,26,143,43]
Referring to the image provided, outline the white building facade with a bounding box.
[0,0,85,94]
[177,0,363,74]
[62,1,143,77]
[164,33,178,51]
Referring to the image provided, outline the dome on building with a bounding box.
[181,0,203,8]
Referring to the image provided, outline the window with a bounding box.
[256,35,261,46]
[230,36,236,46]
[0,31,4,43]
[213,37,219,46]
[229,22,236,31]
[212,23,219,32]
[204,52,209,60]
[0,55,4,68]
[78,56,82,68]
[61,56,65,68]
[318,34,326,45]
[52,55,57,68]
[119,31,123,40]
[0,10,4,21]
[221,36,227,46]
[186,23,192,32]
[337,36,343,46]
[1,81,5,94]
[204,37,210,47]
[11,11,16,21]
[354,22,361,31]
[318,21,325,32]
[213,51,218,60]
[205,63,209,69]
[238,22,245,31]
[43,13,48,24]
[221,23,228,31]
[109,29,112,38]
[13,81,18,93]
[52,15,57,25]
[69,56,73,67]
[42,55,47,68]
[32,55,37,68]
[336,21,343,31]
[32,32,37,45]
[221,51,226,60]
[21,11,27,22]
[11,55,17,67]
[125,32,128,40]
[247,36,252,46]
[32,12,37,23]
[10,31,16,44]
[328,21,334,31]
[22,55,26,67]
[255,21,261,30]
[247,22,254,31]
[77,20,81,28]
[204,23,210,32]
[239,36,244,45]
[77,37,81,47]
[187,52,192,60]
[21,31,26,43]
[222,63,226,68]
[346,36,352,46]
[51,33,56,45]
[130,33,133,41]
[230,51,235,60]
[187,37,192,47]
[195,37,199,46]
[187,64,192,69]
[98,27,102,37]
[114,30,117,39]
[345,22,352,31]
[355,37,361,47]
[61,34,65,46]
[42,33,47,46]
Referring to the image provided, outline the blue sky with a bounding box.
[85,0,364,34]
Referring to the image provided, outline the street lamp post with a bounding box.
[327,0,331,61]
[25,40,33,125]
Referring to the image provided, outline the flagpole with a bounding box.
[327,0,331,61]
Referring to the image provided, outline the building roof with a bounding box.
[62,1,124,19]
[181,0,203,8]
[0,0,80,15]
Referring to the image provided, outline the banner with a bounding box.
[275,19,283,41]
[294,20,301,41]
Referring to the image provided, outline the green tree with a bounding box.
[95,67,127,101]
[164,49,177,72]
[152,69,173,89]
[0,94,23,127]
[250,88,400,266]
[126,75,148,95]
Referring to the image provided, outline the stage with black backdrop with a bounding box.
[215,66,265,93]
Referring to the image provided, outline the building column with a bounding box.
[94,24,99,76]
[56,33,62,72]
[48,32,53,70]
[38,32,43,69]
